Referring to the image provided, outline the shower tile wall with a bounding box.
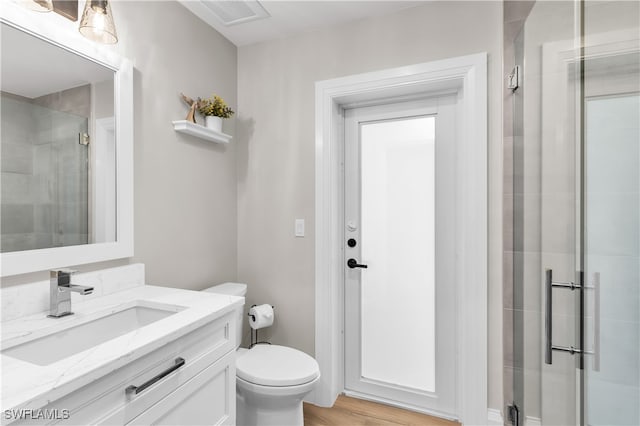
[1,86,90,253]
[2,95,37,251]
[503,2,535,422]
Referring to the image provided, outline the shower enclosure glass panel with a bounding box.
[585,93,640,426]
[583,0,640,421]
[509,1,640,424]
[1,95,89,252]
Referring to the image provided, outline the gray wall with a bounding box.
[2,1,238,289]
[236,1,504,410]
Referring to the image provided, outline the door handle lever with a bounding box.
[347,258,368,269]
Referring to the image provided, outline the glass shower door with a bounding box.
[508,1,640,424]
[509,1,582,424]
[583,1,640,424]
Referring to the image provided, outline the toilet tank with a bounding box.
[202,282,247,348]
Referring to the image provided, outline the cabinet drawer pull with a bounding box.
[125,357,186,396]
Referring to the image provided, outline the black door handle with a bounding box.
[347,258,368,269]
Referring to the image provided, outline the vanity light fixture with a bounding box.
[26,0,54,13]
[79,0,118,44]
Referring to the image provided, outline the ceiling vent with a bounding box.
[200,1,270,26]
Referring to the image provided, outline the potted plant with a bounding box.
[197,94,234,132]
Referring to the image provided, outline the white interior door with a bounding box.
[343,96,457,417]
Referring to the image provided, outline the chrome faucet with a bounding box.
[48,269,94,318]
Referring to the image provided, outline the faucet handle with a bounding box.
[50,269,77,278]
[50,269,77,286]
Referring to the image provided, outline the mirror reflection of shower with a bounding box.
[1,88,90,252]
[1,21,117,254]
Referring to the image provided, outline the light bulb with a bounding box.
[25,0,53,13]
[79,0,118,44]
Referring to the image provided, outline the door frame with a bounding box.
[313,53,488,425]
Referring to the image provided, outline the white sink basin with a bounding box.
[2,302,183,366]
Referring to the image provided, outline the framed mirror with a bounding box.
[1,6,133,276]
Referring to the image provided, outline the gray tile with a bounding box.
[504,307,514,365]
[503,251,514,309]
[34,204,53,233]
[504,193,513,251]
[1,141,33,174]
[33,232,53,250]
[1,173,33,204]
[1,204,34,234]
[33,144,52,177]
[503,136,514,195]
[541,192,575,254]
[60,202,88,235]
[61,233,88,246]
[1,233,36,253]
[503,365,514,411]
[522,251,542,312]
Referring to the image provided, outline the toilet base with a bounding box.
[235,376,319,426]
[237,394,303,426]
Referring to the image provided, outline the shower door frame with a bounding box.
[506,0,640,422]
[313,53,488,425]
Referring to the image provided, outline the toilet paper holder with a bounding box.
[248,304,274,348]
[247,304,275,322]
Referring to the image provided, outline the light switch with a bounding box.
[295,219,305,237]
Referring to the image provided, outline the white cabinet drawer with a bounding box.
[10,311,235,426]
[126,350,235,426]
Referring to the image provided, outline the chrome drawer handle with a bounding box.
[125,357,185,396]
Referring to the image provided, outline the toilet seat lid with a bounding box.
[236,345,320,387]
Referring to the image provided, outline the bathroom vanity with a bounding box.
[0,6,242,425]
[1,279,243,425]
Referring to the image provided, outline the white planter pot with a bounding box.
[205,116,223,132]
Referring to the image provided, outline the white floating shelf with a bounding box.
[172,120,232,144]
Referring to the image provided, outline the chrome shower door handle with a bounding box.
[544,268,589,366]
[593,272,600,372]
[545,269,553,364]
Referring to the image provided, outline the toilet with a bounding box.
[203,283,320,426]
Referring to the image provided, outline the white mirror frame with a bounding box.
[0,4,133,277]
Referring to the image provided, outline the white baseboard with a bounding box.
[525,416,541,426]
[487,408,504,425]
[486,408,540,426]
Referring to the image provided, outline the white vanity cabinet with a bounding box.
[127,351,235,425]
[9,311,236,426]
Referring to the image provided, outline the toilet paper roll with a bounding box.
[249,304,274,330]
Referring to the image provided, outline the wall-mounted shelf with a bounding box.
[172,120,232,144]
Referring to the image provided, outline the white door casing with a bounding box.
[314,53,487,425]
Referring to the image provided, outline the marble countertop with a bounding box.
[1,285,243,413]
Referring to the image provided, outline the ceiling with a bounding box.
[178,1,425,47]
